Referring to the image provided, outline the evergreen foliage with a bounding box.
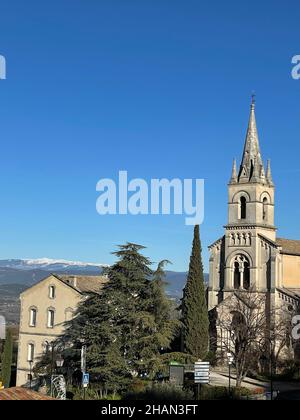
[55,243,180,392]
[1,329,13,388]
[181,225,209,359]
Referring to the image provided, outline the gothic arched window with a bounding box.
[234,261,240,289]
[243,261,250,290]
[232,255,250,290]
[240,196,247,219]
[231,311,245,329]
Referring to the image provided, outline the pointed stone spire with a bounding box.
[266,159,274,186]
[251,158,260,182]
[229,158,237,183]
[238,95,264,183]
[260,164,266,183]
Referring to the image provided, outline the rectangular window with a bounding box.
[47,310,55,328]
[29,309,37,327]
[49,286,55,299]
[27,343,34,362]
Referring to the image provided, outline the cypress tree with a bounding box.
[182,225,209,359]
[1,329,13,388]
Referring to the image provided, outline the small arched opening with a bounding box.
[240,196,247,220]
[263,197,268,222]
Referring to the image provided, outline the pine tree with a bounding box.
[181,225,209,359]
[48,243,179,392]
[1,329,13,388]
[143,260,181,375]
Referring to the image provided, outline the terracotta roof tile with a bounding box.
[55,274,108,294]
[276,238,300,256]
[0,387,55,400]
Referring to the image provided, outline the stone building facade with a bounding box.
[16,274,106,386]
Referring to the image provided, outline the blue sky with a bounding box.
[0,0,299,271]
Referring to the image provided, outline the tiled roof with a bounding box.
[0,387,55,400]
[276,238,300,256]
[55,274,108,294]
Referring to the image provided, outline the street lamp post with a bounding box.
[50,344,64,396]
[227,352,234,398]
[50,344,55,397]
[29,360,33,389]
[50,352,65,398]
[81,344,87,400]
[56,354,64,374]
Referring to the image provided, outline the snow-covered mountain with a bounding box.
[0,258,108,272]
[0,258,206,298]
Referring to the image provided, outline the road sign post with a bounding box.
[82,372,89,400]
[82,373,89,387]
[194,361,210,399]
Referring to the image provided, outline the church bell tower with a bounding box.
[208,98,280,310]
[227,96,275,240]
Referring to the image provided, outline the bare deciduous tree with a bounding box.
[216,289,294,388]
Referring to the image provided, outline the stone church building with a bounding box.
[208,99,300,356]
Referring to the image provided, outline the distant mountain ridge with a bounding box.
[0,258,208,325]
[0,258,107,272]
[0,259,208,297]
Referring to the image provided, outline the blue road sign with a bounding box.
[82,373,89,388]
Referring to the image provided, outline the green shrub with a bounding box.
[274,361,300,380]
[197,385,254,400]
[124,382,194,400]
[231,387,252,399]
[198,385,227,400]
[68,386,122,400]
[127,378,149,394]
